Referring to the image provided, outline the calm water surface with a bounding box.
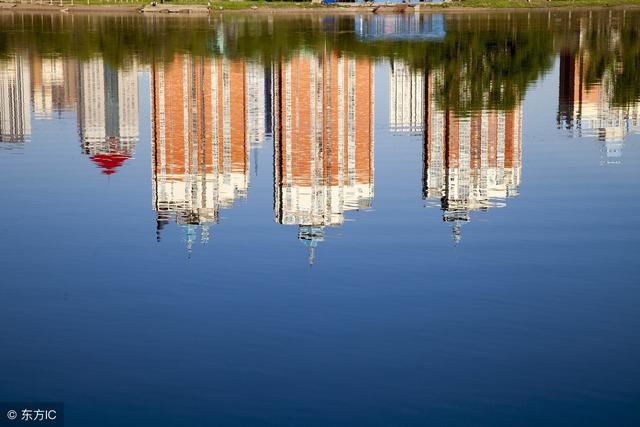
[0,10,639,426]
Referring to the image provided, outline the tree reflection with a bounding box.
[0,12,560,115]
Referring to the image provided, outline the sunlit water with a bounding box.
[0,10,639,426]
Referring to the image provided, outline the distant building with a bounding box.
[423,70,522,244]
[558,52,640,164]
[356,13,445,41]
[151,55,253,249]
[0,53,31,144]
[77,57,139,175]
[273,51,375,264]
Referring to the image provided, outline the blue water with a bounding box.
[0,10,639,427]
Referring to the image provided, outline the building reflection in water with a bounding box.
[389,61,424,136]
[151,55,262,251]
[30,54,140,173]
[356,13,446,41]
[558,52,640,164]
[0,53,31,146]
[422,70,523,244]
[30,55,77,119]
[78,57,139,175]
[273,51,375,264]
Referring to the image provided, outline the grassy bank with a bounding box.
[455,0,640,8]
[71,0,322,8]
[1,0,316,9]
[5,0,640,10]
[146,0,640,7]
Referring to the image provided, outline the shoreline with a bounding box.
[2,2,640,15]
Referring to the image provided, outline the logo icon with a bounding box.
[6,409,17,420]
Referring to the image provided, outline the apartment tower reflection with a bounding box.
[273,51,374,264]
[423,70,522,243]
[77,57,139,175]
[0,53,31,145]
[558,51,640,164]
[389,61,424,135]
[151,55,255,249]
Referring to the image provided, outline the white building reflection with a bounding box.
[77,57,139,175]
[389,61,424,135]
[0,53,31,145]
